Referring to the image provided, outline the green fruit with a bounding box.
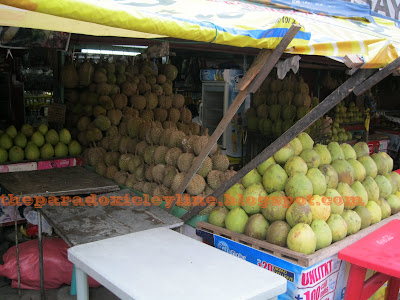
[324,188,344,215]
[286,201,313,227]
[331,159,355,186]
[354,206,372,229]
[327,213,347,242]
[45,129,59,146]
[5,125,17,139]
[313,144,332,165]
[257,157,276,176]
[376,198,391,219]
[14,133,27,148]
[20,123,34,137]
[386,194,400,214]
[244,214,269,240]
[285,173,313,201]
[9,146,24,162]
[242,169,262,188]
[365,201,382,224]
[287,223,316,254]
[300,148,321,169]
[327,142,344,161]
[208,206,229,228]
[40,143,54,159]
[68,140,82,156]
[297,132,314,149]
[224,183,245,210]
[358,156,378,178]
[284,156,308,177]
[289,138,303,156]
[0,134,13,150]
[59,128,72,144]
[225,207,249,233]
[31,131,45,147]
[273,143,294,165]
[341,209,361,235]
[242,182,266,215]
[38,124,48,135]
[307,168,327,195]
[262,164,288,193]
[319,164,339,189]
[24,143,40,160]
[266,220,291,247]
[261,191,288,222]
[311,219,332,250]
[0,148,8,163]
[362,176,380,202]
[55,142,69,158]
[374,175,392,199]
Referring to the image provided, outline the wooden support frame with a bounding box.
[181,68,376,221]
[165,24,301,213]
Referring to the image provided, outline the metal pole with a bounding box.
[38,210,45,300]
[14,206,20,297]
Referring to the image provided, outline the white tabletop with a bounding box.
[68,227,287,300]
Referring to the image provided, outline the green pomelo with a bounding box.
[289,138,302,156]
[386,194,400,214]
[340,143,357,160]
[20,124,34,137]
[318,164,339,189]
[59,128,72,144]
[391,171,400,189]
[261,191,288,222]
[324,188,344,215]
[31,131,45,147]
[24,143,40,160]
[273,143,294,165]
[351,180,368,207]
[68,141,82,156]
[341,209,361,235]
[311,219,332,250]
[9,146,24,162]
[362,176,380,202]
[14,133,27,148]
[0,134,13,150]
[224,183,245,210]
[358,156,378,178]
[38,124,48,135]
[354,206,372,229]
[365,201,382,224]
[347,158,366,182]
[376,198,391,219]
[286,201,313,227]
[327,214,347,242]
[313,144,332,165]
[300,149,321,169]
[262,164,288,193]
[309,195,331,221]
[297,132,314,150]
[306,168,327,195]
[5,125,17,138]
[225,207,249,234]
[331,159,355,185]
[337,182,358,210]
[285,173,313,201]
[257,157,276,176]
[242,182,266,215]
[40,143,54,159]
[371,152,389,175]
[242,169,262,188]
[284,156,308,177]
[55,142,69,158]
[287,223,316,254]
[244,214,269,240]
[266,220,291,247]
[374,175,392,199]
[384,174,397,195]
[327,142,344,161]
[45,129,59,146]
[353,142,369,158]
[208,206,229,228]
[381,152,393,173]
[0,148,8,163]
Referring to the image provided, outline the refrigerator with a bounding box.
[199,69,250,159]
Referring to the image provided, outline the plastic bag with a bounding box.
[0,238,101,290]
[25,210,53,235]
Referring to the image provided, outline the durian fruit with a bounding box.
[211,154,230,171]
[88,147,106,167]
[95,161,107,177]
[278,90,294,106]
[252,91,266,107]
[162,121,177,130]
[245,107,257,119]
[159,95,172,109]
[296,80,309,94]
[180,107,192,124]
[181,135,196,153]
[118,136,130,153]
[189,123,200,135]
[134,165,145,181]
[177,153,195,173]
[159,128,175,146]
[193,130,218,156]
[121,81,137,97]
[196,156,213,177]
[154,146,169,164]
[165,147,183,167]
[106,125,119,137]
[61,61,79,88]
[105,165,118,180]
[293,93,311,108]
[143,145,157,165]
[172,93,185,108]
[92,105,106,117]
[122,106,138,118]
[94,71,107,84]
[86,128,103,142]
[282,105,296,121]
[171,172,186,193]
[140,110,154,122]
[98,136,111,151]
[109,135,122,151]
[270,79,283,93]
[167,131,186,148]
[112,94,128,110]
[114,170,128,186]
[154,108,168,123]
[207,170,224,190]
[130,94,146,110]
[127,118,143,139]
[94,115,111,131]
[145,92,158,110]
[168,108,181,123]
[152,185,171,198]
[119,153,133,171]
[221,167,237,183]
[118,121,128,136]
[152,84,163,96]
[256,104,268,118]
[266,93,278,106]
[152,164,165,184]
[187,174,206,196]
[311,96,319,108]
[163,166,178,188]
[128,155,143,173]
[99,96,114,110]
[136,141,149,157]
[177,122,190,135]
[145,164,155,182]
[142,182,153,195]
[163,64,178,81]
[77,116,91,132]
[150,126,163,145]
[125,174,138,189]
[269,104,281,122]
[78,60,94,87]
[132,181,145,193]
[104,151,119,166]
[96,83,112,96]
[297,106,310,120]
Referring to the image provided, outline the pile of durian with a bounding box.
[61,56,235,213]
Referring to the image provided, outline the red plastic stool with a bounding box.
[338,219,400,300]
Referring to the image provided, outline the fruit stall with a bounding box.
[1,0,400,300]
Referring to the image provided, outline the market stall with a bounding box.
[1,0,400,299]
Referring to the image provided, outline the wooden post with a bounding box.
[181,68,376,221]
[165,24,301,213]
[353,57,400,96]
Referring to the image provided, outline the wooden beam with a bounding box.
[165,24,301,213]
[353,57,400,96]
[343,54,364,69]
[181,68,376,222]
[236,50,271,91]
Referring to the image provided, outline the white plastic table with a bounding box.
[68,227,287,300]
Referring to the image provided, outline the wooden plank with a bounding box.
[166,24,301,213]
[353,57,400,96]
[343,54,364,69]
[181,68,376,221]
[196,212,400,267]
[247,24,301,93]
[236,49,271,91]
